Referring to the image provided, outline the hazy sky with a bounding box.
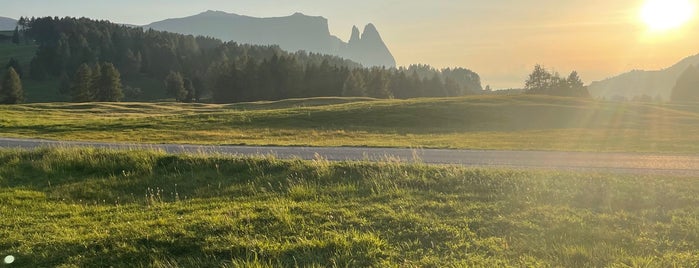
[3,0,699,88]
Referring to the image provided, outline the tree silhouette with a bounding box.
[525,65,589,98]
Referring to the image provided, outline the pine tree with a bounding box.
[366,68,392,99]
[183,78,196,103]
[11,26,20,45]
[71,63,93,102]
[5,58,23,78]
[444,77,462,97]
[525,65,553,94]
[0,67,25,104]
[164,71,187,102]
[95,63,123,102]
[58,72,71,95]
[342,70,366,97]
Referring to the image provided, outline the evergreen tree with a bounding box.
[342,70,366,97]
[29,57,48,80]
[11,26,20,44]
[564,71,590,98]
[5,58,23,78]
[366,68,392,98]
[164,71,187,102]
[94,62,123,102]
[91,63,101,96]
[183,78,196,103]
[424,74,446,97]
[0,67,25,104]
[444,77,462,97]
[58,71,71,95]
[525,65,553,94]
[71,63,93,102]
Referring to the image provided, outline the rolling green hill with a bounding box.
[1,95,698,153]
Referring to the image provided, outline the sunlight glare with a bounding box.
[641,0,696,31]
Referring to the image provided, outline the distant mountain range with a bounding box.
[0,17,17,31]
[589,54,699,100]
[144,11,396,68]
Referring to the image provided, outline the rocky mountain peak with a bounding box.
[145,11,396,67]
[349,25,361,43]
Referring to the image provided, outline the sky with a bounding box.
[3,0,699,89]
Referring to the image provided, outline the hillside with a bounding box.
[0,16,16,30]
[3,147,699,267]
[588,54,699,100]
[2,95,699,153]
[145,11,397,68]
[5,16,480,103]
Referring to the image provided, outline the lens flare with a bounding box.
[641,0,696,31]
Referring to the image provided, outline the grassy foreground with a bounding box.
[1,148,699,267]
[2,95,699,153]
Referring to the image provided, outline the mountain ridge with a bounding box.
[144,11,396,68]
[0,16,17,31]
[589,53,699,100]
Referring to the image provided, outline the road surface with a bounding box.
[0,137,698,176]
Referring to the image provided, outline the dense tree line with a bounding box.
[21,16,483,103]
[523,65,590,98]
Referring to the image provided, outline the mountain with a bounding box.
[145,11,396,68]
[0,17,17,31]
[589,54,699,100]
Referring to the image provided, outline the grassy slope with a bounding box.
[1,148,698,267]
[1,95,699,153]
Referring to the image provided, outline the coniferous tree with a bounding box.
[12,26,20,44]
[424,74,446,97]
[342,70,366,97]
[94,62,123,102]
[5,58,23,78]
[0,67,25,104]
[366,68,392,98]
[183,78,196,103]
[29,57,48,80]
[71,63,93,102]
[164,71,187,102]
[444,77,462,97]
[91,63,101,96]
[58,71,71,95]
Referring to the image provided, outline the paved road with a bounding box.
[1,137,698,176]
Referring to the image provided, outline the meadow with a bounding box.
[1,95,699,153]
[1,147,698,267]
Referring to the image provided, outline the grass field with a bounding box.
[1,147,698,267]
[1,95,699,153]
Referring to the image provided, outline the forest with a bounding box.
[5,16,483,103]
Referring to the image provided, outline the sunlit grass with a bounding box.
[1,95,698,153]
[1,147,699,267]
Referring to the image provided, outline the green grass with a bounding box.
[1,147,699,267]
[0,43,36,68]
[1,95,699,153]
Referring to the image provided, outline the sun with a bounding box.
[641,0,696,31]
